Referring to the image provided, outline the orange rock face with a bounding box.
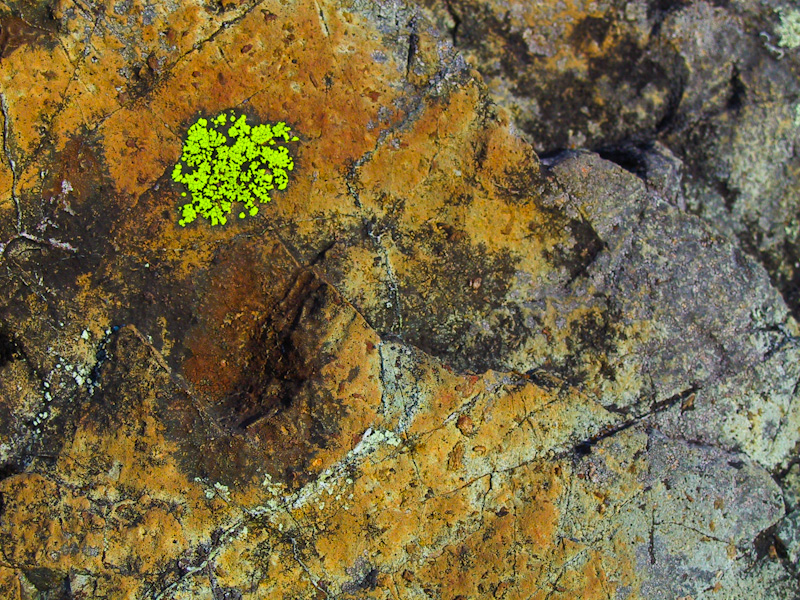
[0,0,797,599]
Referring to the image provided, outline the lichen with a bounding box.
[171,110,299,227]
[777,8,800,49]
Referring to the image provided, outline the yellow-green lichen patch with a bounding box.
[171,110,299,226]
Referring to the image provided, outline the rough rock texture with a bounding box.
[0,0,798,599]
[417,0,800,333]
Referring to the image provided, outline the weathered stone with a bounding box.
[777,509,800,567]
[415,0,800,339]
[0,0,797,598]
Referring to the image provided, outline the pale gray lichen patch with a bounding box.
[778,8,800,49]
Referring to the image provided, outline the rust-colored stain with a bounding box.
[1,0,786,598]
[0,16,51,59]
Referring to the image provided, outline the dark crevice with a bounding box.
[772,529,791,561]
[753,522,782,561]
[596,142,654,179]
[727,64,746,112]
[574,440,593,457]
[307,238,338,267]
[87,325,120,392]
[443,0,461,46]
[647,1,691,38]
[405,15,418,77]
[0,328,20,368]
[774,441,800,480]
[570,386,700,458]
[605,385,699,418]
[654,67,687,135]
[714,178,740,212]
[0,461,21,479]
[235,411,266,430]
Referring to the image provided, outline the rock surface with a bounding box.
[0,0,797,598]
[418,0,800,333]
